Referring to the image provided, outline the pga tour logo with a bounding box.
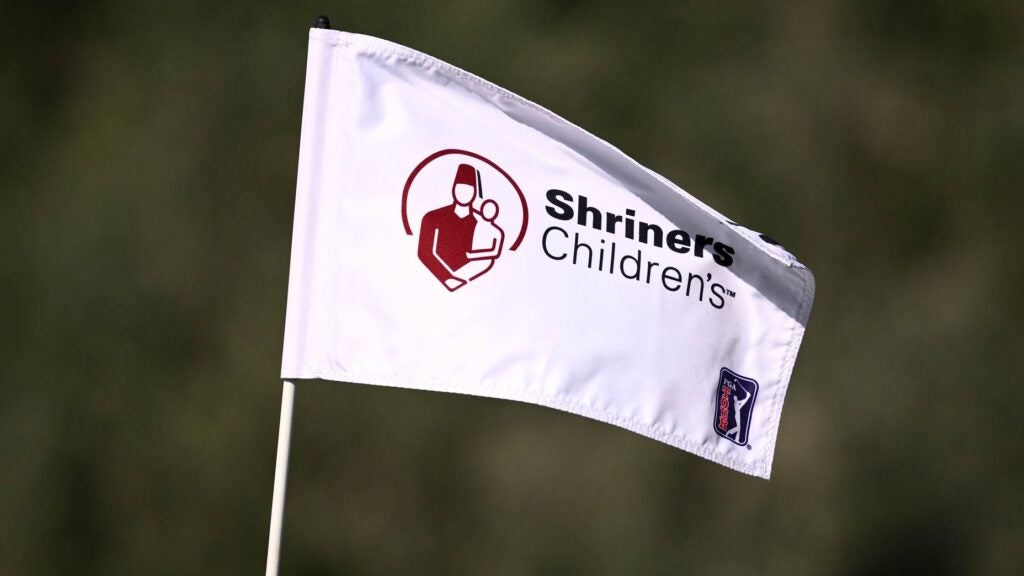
[402,149,529,291]
[714,368,759,446]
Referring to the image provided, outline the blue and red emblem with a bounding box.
[713,368,759,446]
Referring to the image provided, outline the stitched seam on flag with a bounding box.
[289,32,337,372]
[760,275,809,475]
[310,36,342,367]
[297,364,768,478]
[760,269,816,477]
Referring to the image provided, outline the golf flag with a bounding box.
[281,29,814,478]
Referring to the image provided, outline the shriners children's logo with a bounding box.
[402,150,529,292]
[714,368,759,446]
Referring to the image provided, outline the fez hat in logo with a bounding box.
[453,163,478,192]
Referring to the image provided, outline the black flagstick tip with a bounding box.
[313,15,331,29]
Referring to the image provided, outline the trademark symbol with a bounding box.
[746,445,752,451]
[726,289,736,298]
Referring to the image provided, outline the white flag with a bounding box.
[282,29,814,478]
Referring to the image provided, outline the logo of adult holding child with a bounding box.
[402,150,529,291]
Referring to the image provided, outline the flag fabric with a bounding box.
[281,29,814,479]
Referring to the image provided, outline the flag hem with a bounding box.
[760,266,815,477]
[284,366,774,478]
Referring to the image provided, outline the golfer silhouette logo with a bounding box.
[713,368,759,446]
[402,150,529,292]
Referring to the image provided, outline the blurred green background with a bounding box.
[2,1,1022,574]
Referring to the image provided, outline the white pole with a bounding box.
[266,380,296,576]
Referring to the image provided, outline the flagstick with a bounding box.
[266,380,296,576]
[267,16,330,574]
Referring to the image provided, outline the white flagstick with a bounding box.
[267,16,332,574]
[266,380,296,576]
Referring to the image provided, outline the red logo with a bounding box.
[402,150,528,291]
